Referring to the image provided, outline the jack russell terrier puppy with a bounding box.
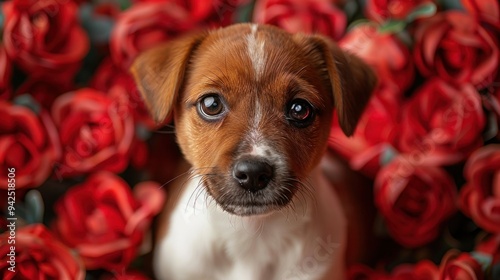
[131,23,376,280]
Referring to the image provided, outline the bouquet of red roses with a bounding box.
[0,0,498,279]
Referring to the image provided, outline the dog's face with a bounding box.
[131,24,376,216]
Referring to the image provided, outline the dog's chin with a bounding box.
[221,203,285,216]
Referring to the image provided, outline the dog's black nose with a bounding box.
[232,159,274,192]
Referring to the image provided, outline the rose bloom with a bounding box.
[100,270,151,280]
[253,0,346,40]
[90,59,152,168]
[110,1,193,70]
[0,101,60,189]
[346,264,389,280]
[459,145,500,233]
[462,0,500,29]
[439,250,484,280]
[475,234,500,265]
[375,157,457,247]
[0,46,12,100]
[175,0,250,27]
[391,260,439,280]
[91,58,156,129]
[134,0,248,26]
[399,79,485,166]
[365,0,433,23]
[15,78,73,110]
[485,78,500,139]
[340,23,414,92]
[413,11,499,88]
[0,224,85,280]
[53,172,165,271]
[328,85,401,178]
[51,88,135,178]
[2,0,89,80]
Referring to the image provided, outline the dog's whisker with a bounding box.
[184,167,219,213]
[159,169,195,189]
[285,178,315,218]
[153,124,177,134]
[153,129,176,134]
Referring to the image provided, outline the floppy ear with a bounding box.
[294,34,377,136]
[130,32,207,123]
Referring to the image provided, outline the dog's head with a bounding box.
[131,24,376,216]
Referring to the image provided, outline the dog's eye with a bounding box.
[197,94,226,120]
[286,99,315,128]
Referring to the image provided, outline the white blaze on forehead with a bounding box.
[246,24,266,79]
[248,98,263,148]
[253,99,262,128]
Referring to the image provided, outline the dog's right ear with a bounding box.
[130,32,207,123]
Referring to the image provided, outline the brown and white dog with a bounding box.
[131,23,376,280]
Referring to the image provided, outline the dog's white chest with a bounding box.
[153,172,346,280]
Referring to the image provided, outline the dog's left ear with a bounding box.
[294,34,377,136]
[130,32,207,123]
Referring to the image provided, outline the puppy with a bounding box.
[131,23,376,280]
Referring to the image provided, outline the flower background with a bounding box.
[0,0,499,279]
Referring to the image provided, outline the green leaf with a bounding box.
[470,251,493,272]
[136,123,152,140]
[235,0,254,23]
[405,2,438,23]
[346,19,373,32]
[0,10,4,32]
[24,190,44,224]
[493,263,500,280]
[79,4,115,45]
[378,20,407,34]
[380,144,398,166]
[116,0,133,11]
[13,94,42,115]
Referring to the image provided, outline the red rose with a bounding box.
[176,0,249,26]
[0,46,12,100]
[399,79,485,166]
[110,2,194,70]
[340,23,414,92]
[413,11,499,88]
[15,78,73,110]
[475,234,500,265]
[253,0,346,40]
[101,270,151,280]
[328,85,401,178]
[70,0,91,4]
[2,0,89,80]
[485,80,500,139]
[391,261,439,280]
[375,157,457,247]
[490,86,500,139]
[0,101,60,189]
[53,172,165,271]
[439,251,484,280]
[51,88,135,178]
[135,0,249,26]
[0,224,85,280]
[347,264,390,280]
[462,0,500,29]
[365,0,432,23]
[93,2,122,19]
[91,58,156,129]
[459,145,500,233]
